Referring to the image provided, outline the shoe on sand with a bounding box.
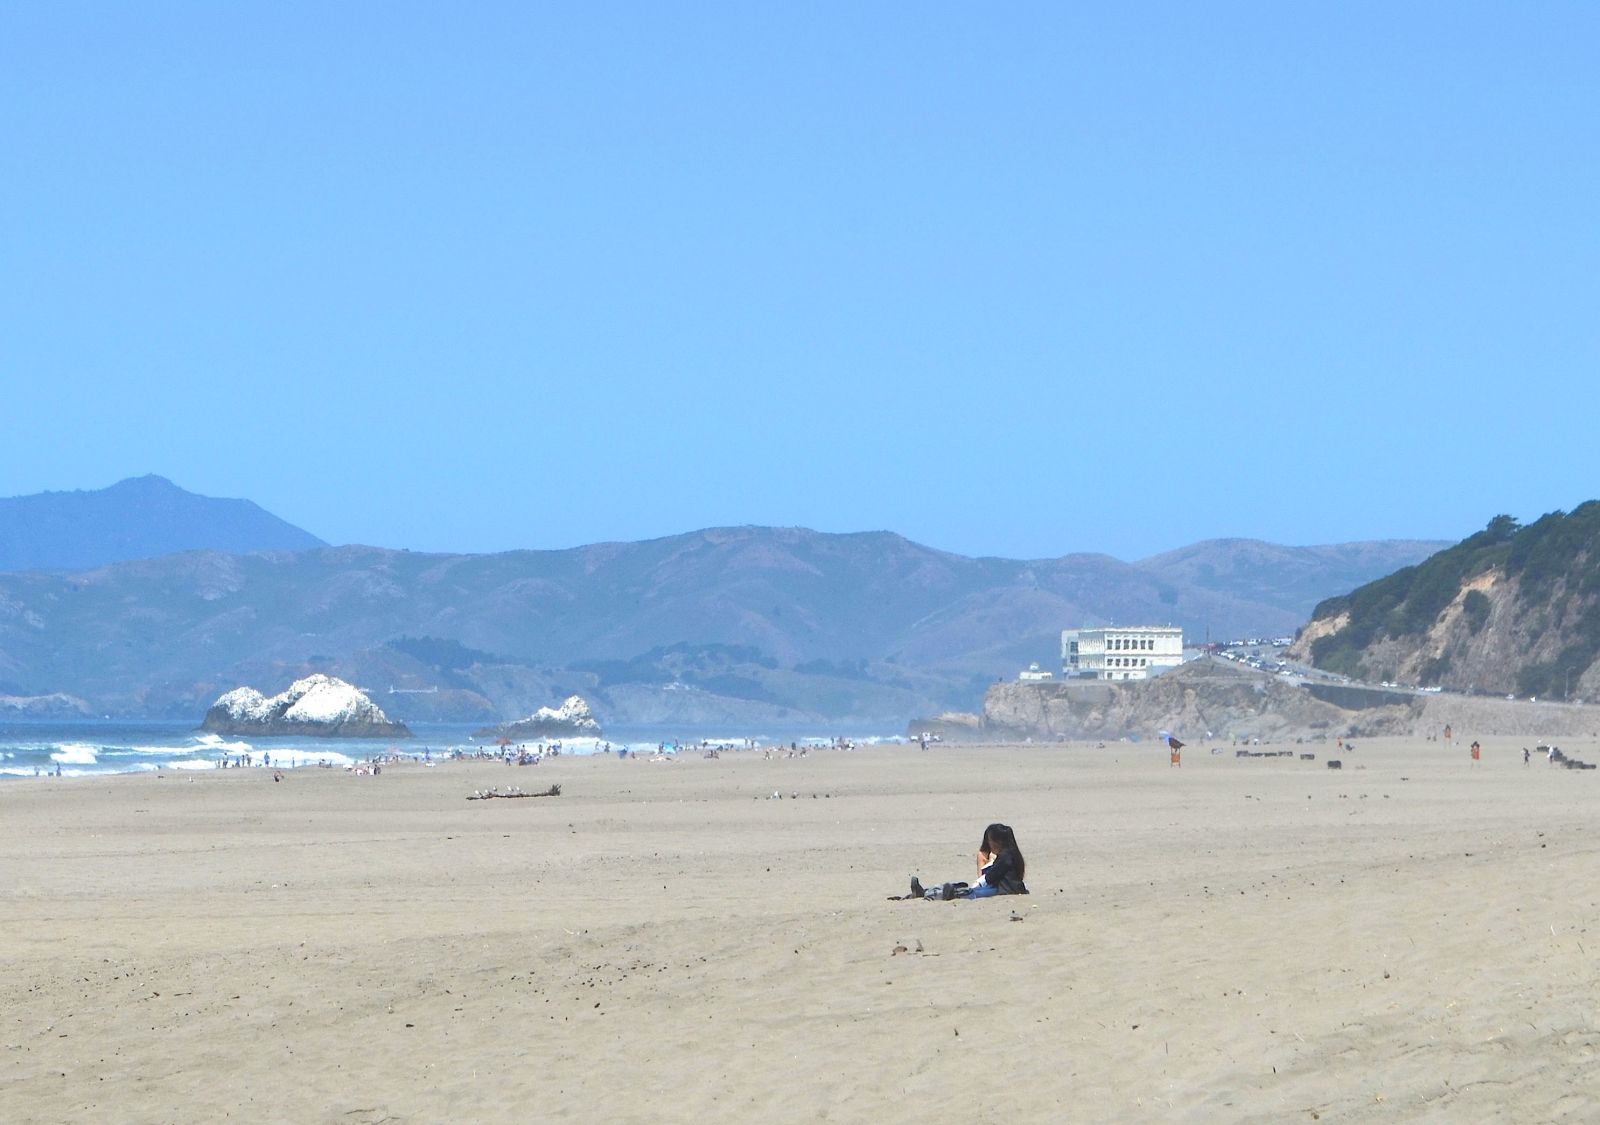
[910,876,925,899]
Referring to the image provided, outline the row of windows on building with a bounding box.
[1108,637,1158,651]
[1109,657,1148,667]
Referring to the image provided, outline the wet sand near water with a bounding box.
[3,738,1598,1123]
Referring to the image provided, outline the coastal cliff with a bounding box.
[980,658,1600,743]
[1292,508,1600,701]
[982,658,1397,742]
[202,674,412,738]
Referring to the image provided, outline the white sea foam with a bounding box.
[111,735,263,766]
[98,744,231,760]
[51,743,100,765]
[193,734,253,753]
[164,747,359,770]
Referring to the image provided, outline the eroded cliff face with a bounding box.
[1290,611,1348,656]
[1293,568,1600,699]
[982,658,1417,742]
[982,657,1600,742]
[1289,509,1600,700]
[1334,572,1511,691]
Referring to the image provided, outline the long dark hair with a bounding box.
[982,823,1024,880]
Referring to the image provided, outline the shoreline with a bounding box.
[0,721,912,781]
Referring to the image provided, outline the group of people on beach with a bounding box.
[218,752,269,768]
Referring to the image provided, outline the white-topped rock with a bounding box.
[209,686,269,723]
[476,695,602,740]
[202,674,411,738]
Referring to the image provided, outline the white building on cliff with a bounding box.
[1061,625,1184,681]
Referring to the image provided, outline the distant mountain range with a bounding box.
[0,475,326,571]
[0,477,1449,724]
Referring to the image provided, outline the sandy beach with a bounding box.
[3,737,1599,1123]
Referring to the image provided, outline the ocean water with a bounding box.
[0,721,905,779]
[0,721,453,778]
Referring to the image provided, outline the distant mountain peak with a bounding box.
[0,477,327,574]
[110,473,186,493]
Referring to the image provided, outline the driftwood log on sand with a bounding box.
[466,784,562,801]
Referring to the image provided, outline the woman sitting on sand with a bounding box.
[905,823,1028,901]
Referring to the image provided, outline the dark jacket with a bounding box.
[981,848,1028,895]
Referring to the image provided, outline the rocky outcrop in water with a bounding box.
[475,695,602,740]
[201,674,411,738]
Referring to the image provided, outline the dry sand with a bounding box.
[3,738,1598,1123]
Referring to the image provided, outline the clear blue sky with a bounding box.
[3,3,1596,560]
